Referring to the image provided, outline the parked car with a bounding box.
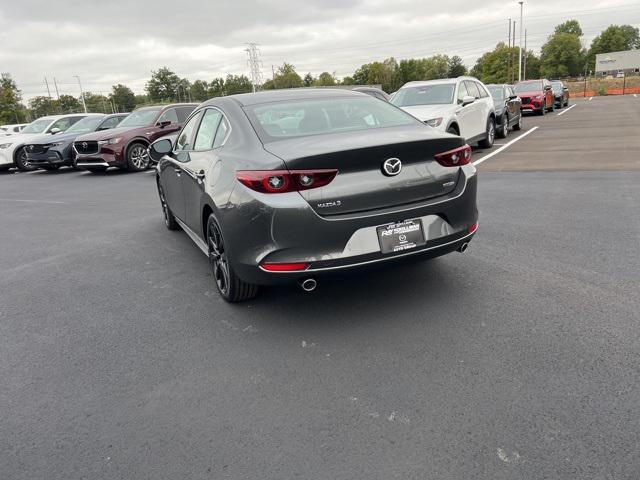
[0,114,88,171]
[352,87,390,102]
[486,84,522,138]
[551,80,570,108]
[514,79,555,115]
[24,113,128,171]
[1,124,28,135]
[152,89,478,302]
[73,103,197,173]
[391,76,496,148]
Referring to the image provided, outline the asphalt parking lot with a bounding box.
[1,95,639,479]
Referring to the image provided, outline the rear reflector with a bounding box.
[434,144,472,167]
[261,262,310,272]
[468,222,478,234]
[237,169,338,194]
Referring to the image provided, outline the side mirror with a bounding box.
[544,85,552,91]
[563,86,569,91]
[49,127,61,135]
[509,94,518,100]
[461,95,475,106]
[157,120,172,128]
[149,138,173,162]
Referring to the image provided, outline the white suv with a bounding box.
[0,114,87,171]
[391,76,496,148]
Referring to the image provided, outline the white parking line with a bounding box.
[556,104,576,116]
[589,97,593,101]
[472,127,539,167]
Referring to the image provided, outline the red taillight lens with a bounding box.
[468,222,478,234]
[236,169,338,194]
[434,144,472,167]
[261,262,310,272]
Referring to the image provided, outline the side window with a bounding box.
[194,109,223,151]
[213,118,230,148]
[157,108,179,125]
[476,82,489,98]
[464,81,480,99]
[457,82,468,102]
[49,117,76,132]
[99,117,120,130]
[176,106,196,123]
[176,112,202,151]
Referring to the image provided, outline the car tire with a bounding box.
[539,103,546,116]
[565,99,569,107]
[206,214,258,303]
[126,142,149,172]
[497,114,509,138]
[478,117,495,149]
[14,147,36,172]
[86,167,107,174]
[549,101,555,112]
[513,114,522,131]
[157,181,179,231]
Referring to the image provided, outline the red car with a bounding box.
[73,103,197,173]
[513,79,555,115]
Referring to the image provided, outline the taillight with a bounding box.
[236,169,338,194]
[434,144,472,167]
[468,222,478,234]
[261,262,310,272]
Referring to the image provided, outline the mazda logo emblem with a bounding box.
[382,158,402,176]
[82,142,88,149]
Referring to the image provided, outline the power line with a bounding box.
[245,43,263,92]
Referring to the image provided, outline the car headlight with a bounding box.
[425,117,443,128]
[0,143,12,149]
[98,137,122,145]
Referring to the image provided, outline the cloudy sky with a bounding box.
[1,0,639,100]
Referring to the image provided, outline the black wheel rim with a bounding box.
[208,220,230,295]
[18,149,33,170]
[157,184,170,226]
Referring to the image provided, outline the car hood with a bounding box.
[398,104,457,121]
[1,132,52,144]
[25,132,79,145]
[75,125,150,142]
[515,90,543,97]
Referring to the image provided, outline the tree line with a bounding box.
[1,21,638,123]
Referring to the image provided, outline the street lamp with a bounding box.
[518,1,524,82]
[74,75,88,113]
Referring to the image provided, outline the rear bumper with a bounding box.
[223,164,478,286]
[520,102,543,112]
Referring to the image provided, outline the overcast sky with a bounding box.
[1,0,639,100]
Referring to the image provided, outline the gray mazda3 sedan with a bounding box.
[153,89,478,302]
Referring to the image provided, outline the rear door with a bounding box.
[463,81,484,138]
[506,86,519,123]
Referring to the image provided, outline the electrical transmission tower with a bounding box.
[245,43,263,93]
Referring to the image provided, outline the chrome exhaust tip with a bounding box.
[458,242,469,253]
[300,278,317,292]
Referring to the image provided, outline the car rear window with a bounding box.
[244,97,419,142]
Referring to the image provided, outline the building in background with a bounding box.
[595,49,640,77]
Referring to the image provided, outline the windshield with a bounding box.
[551,82,563,91]
[118,108,161,128]
[514,81,543,93]
[21,118,52,134]
[487,86,505,100]
[391,84,455,107]
[65,116,105,134]
[245,97,419,141]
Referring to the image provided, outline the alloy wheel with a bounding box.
[208,220,230,295]
[129,145,149,170]
[488,122,495,144]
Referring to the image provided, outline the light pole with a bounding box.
[74,75,88,113]
[518,1,524,82]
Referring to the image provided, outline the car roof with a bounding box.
[220,88,366,107]
[400,76,481,89]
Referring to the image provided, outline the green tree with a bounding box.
[365,58,400,92]
[341,76,355,85]
[28,96,56,117]
[524,51,541,80]
[208,78,225,97]
[134,94,150,107]
[423,55,451,80]
[57,94,80,112]
[303,73,315,87]
[540,22,585,78]
[82,92,110,113]
[224,74,253,95]
[588,24,640,70]
[109,84,136,112]
[146,67,181,102]
[554,20,583,37]
[398,59,427,83]
[0,73,25,123]
[448,55,467,77]
[471,42,520,83]
[352,64,372,85]
[189,80,209,102]
[271,63,303,89]
[315,72,336,86]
